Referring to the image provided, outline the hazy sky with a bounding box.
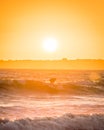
[0,0,104,60]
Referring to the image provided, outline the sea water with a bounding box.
[0,69,104,130]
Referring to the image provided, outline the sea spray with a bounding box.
[0,114,104,130]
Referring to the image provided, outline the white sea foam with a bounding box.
[0,114,104,130]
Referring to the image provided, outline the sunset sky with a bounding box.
[0,0,104,60]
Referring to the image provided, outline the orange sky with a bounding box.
[0,0,104,60]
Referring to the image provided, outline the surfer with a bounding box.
[49,78,56,85]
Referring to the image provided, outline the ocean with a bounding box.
[0,69,104,130]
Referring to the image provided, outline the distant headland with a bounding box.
[0,59,104,70]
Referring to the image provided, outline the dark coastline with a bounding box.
[0,59,104,70]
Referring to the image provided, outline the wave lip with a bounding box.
[0,79,104,95]
[0,114,104,130]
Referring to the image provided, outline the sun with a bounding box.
[43,37,58,52]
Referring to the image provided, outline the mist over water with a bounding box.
[0,69,104,129]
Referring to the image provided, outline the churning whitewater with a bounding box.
[0,114,104,130]
[0,69,104,130]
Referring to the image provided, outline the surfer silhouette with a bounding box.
[49,78,56,85]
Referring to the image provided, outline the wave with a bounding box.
[0,79,104,95]
[0,114,104,130]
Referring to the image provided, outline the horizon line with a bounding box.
[0,58,104,61]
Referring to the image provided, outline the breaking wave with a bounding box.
[0,79,104,95]
[0,114,104,130]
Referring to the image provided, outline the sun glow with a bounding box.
[43,38,58,52]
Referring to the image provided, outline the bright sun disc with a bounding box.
[43,38,57,52]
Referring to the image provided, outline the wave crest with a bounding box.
[0,79,104,95]
[0,114,104,130]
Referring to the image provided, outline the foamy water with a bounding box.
[0,69,104,129]
[0,95,104,120]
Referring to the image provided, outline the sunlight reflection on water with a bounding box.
[0,95,104,120]
[0,69,104,120]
